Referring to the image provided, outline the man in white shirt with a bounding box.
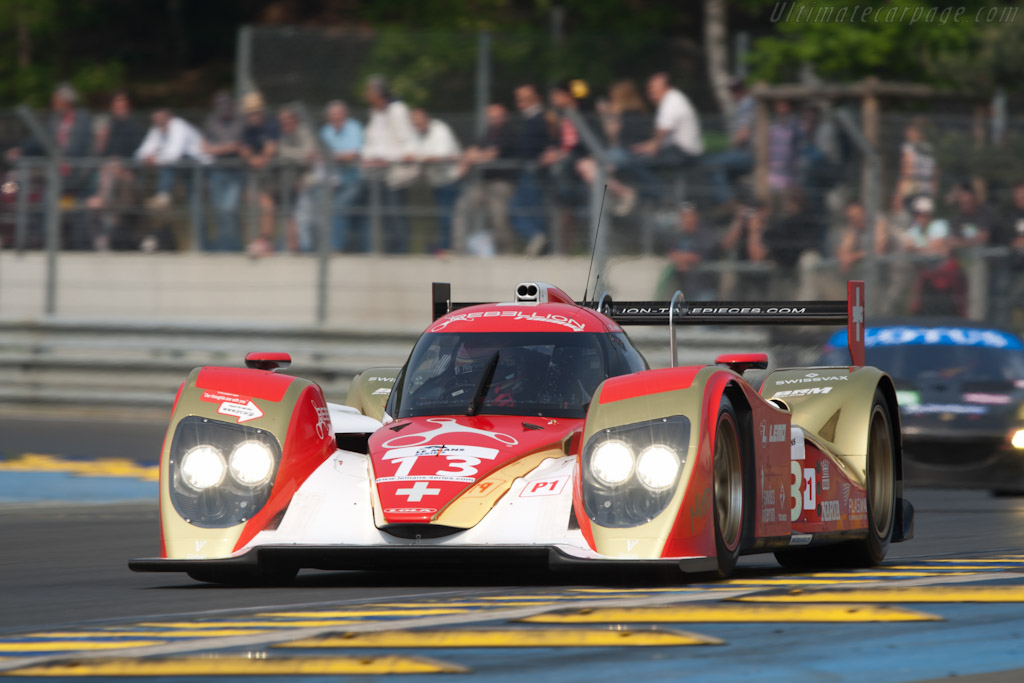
[627,72,704,200]
[361,75,416,253]
[135,109,206,209]
[411,107,462,251]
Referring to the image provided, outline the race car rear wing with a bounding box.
[430,280,866,366]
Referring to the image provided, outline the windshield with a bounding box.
[820,344,1024,385]
[388,332,641,419]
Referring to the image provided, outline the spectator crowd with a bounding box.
[2,78,1023,327]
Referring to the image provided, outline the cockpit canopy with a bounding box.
[387,331,647,419]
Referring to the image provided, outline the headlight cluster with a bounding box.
[169,416,281,528]
[1012,429,1024,450]
[582,416,689,528]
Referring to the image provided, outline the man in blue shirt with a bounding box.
[320,100,365,251]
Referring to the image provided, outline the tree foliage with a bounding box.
[744,0,1020,91]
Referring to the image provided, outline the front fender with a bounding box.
[159,366,336,560]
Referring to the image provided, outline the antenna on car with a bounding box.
[583,184,608,304]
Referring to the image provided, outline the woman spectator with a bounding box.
[575,79,650,216]
[892,117,938,213]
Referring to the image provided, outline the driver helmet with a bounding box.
[453,338,497,375]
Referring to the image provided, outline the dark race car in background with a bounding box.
[822,321,1024,494]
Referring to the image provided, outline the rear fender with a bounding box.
[760,365,898,487]
[159,367,336,559]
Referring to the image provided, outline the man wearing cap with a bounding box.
[238,92,280,255]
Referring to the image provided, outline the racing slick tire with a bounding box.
[713,396,744,577]
[774,389,896,569]
[187,566,299,586]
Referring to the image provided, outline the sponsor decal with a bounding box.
[841,482,851,510]
[687,306,808,315]
[372,387,392,396]
[689,486,711,534]
[201,391,264,423]
[820,460,830,491]
[381,417,518,449]
[431,310,586,333]
[773,387,834,398]
[520,476,570,498]
[194,540,206,552]
[384,507,437,514]
[759,420,786,448]
[850,497,867,515]
[903,403,988,416]
[820,499,841,522]
[790,427,806,461]
[789,533,813,546]
[367,376,395,382]
[313,401,331,440]
[775,375,849,385]
[625,539,640,551]
[962,393,1012,405]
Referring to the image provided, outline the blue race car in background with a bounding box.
[821,320,1024,494]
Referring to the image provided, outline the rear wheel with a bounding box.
[775,389,896,569]
[713,397,744,577]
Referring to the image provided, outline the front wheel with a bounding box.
[713,396,744,577]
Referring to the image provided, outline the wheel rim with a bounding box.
[714,413,743,550]
[868,406,895,539]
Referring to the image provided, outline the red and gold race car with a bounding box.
[130,280,913,584]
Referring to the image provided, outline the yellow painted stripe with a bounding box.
[341,601,561,608]
[138,620,358,629]
[570,588,706,594]
[805,571,954,578]
[885,565,1018,571]
[0,640,164,652]
[28,630,272,639]
[923,558,1024,563]
[736,586,1024,603]
[521,604,941,623]
[2,655,467,676]
[0,453,158,481]
[261,608,470,618]
[277,627,722,648]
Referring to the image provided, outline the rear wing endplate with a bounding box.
[431,281,866,366]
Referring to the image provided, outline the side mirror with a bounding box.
[715,352,768,376]
[245,352,292,372]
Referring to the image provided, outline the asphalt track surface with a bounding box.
[3,418,1024,680]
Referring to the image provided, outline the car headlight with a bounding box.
[230,441,275,486]
[1012,429,1024,450]
[590,441,634,485]
[636,445,680,490]
[169,416,281,528]
[180,445,226,490]
[582,416,690,528]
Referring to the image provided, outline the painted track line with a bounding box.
[2,571,1020,674]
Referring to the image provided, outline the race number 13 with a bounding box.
[790,462,816,521]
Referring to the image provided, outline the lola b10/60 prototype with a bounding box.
[130,281,913,584]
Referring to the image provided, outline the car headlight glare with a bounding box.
[1012,429,1024,450]
[229,441,275,486]
[180,445,226,490]
[636,444,680,490]
[590,440,634,485]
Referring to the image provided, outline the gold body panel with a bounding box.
[345,368,400,422]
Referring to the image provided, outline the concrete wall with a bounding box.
[0,252,666,329]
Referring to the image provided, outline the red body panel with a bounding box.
[368,415,580,524]
[234,383,336,551]
[196,367,292,402]
[598,366,701,405]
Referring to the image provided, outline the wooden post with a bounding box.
[860,77,880,206]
